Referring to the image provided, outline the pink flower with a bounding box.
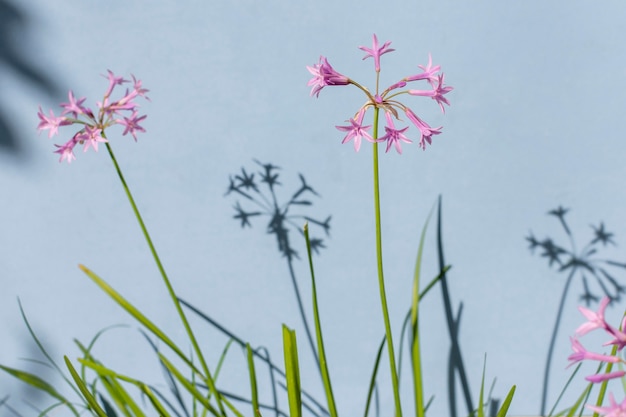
[359,34,395,72]
[587,393,626,417]
[378,112,411,154]
[335,108,373,152]
[405,108,442,150]
[103,70,128,98]
[78,125,106,152]
[586,371,626,384]
[60,91,89,118]
[576,296,611,336]
[38,71,149,163]
[409,73,453,113]
[53,135,78,164]
[306,56,350,97]
[118,111,147,141]
[568,337,620,365]
[37,107,71,138]
[406,54,440,84]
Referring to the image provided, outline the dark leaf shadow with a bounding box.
[0,0,62,157]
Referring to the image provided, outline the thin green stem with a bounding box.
[103,141,226,416]
[371,107,403,417]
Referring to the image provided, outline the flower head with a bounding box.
[38,71,148,163]
[359,34,394,72]
[307,35,452,153]
[307,56,350,97]
[335,108,373,152]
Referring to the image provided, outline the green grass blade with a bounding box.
[17,299,83,400]
[64,356,108,417]
[411,205,435,417]
[214,339,234,382]
[246,343,261,417]
[303,223,338,417]
[78,357,176,417]
[155,354,221,416]
[74,340,144,417]
[282,325,302,417]
[477,357,486,417]
[363,338,385,417]
[495,385,516,417]
[547,363,582,417]
[79,263,225,411]
[0,363,80,417]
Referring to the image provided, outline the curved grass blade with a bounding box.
[78,264,226,413]
[155,353,221,416]
[74,340,144,417]
[411,205,435,417]
[178,298,327,417]
[547,363,582,417]
[0,363,80,417]
[303,223,337,417]
[64,356,108,417]
[246,343,261,417]
[282,325,302,417]
[17,299,83,401]
[477,358,486,417]
[363,338,385,417]
[77,358,175,417]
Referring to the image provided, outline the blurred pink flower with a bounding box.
[38,71,148,163]
[587,393,626,417]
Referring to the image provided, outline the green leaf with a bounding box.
[0,363,80,417]
[495,385,516,417]
[303,223,338,417]
[64,356,108,417]
[246,344,261,417]
[282,325,302,417]
[411,205,435,417]
[156,354,221,416]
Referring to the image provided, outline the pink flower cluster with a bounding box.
[307,34,452,153]
[568,297,626,416]
[37,71,149,163]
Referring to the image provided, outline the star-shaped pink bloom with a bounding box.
[307,56,350,98]
[335,108,373,152]
[378,112,411,154]
[576,296,611,336]
[408,73,453,113]
[103,69,128,98]
[53,135,78,164]
[405,108,442,150]
[359,34,394,72]
[405,54,441,84]
[118,111,147,141]
[587,393,626,417]
[37,107,71,138]
[567,337,620,366]
[78,125,106,152]
[60,91,89,118]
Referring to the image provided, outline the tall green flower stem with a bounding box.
[371,107,403,417]
[103,140,225,414]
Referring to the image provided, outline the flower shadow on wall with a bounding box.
[224,160,331,383]
[527,206,626,416]
[0,0,60,157]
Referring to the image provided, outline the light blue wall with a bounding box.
[2,1,626,416]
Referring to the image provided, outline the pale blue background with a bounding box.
[1,1,626,416]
